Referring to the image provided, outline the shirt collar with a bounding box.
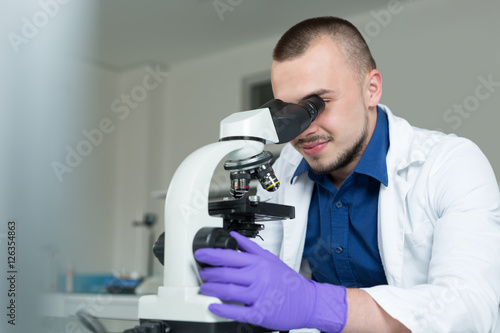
[291,105,389,186]
[291,158,310,183]
[353,106,389,186]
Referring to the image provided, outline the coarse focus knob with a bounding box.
[193,227,238,252]
[193,227,238,267]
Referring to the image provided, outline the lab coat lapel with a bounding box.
[282,171,315,272]
[378,105,424,286]
[378,175,409,286]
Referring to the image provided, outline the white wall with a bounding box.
[163,38,278,183]
[28,58,169,281]
[41,60,169,278]
[358,0,500,174]
[110,64,169,276]
[48,61,120,275]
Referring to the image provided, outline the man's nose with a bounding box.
[295,120,319,140]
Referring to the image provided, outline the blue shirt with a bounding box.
[296,107,389,288]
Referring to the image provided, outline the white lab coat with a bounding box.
[256,104,500,333]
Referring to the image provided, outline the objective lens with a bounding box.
[255,163,280,192]
[229,171,251,198]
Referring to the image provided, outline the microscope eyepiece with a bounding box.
[298,95,325,123]
[262,94,325,144]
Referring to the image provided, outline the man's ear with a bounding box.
[365,69,383,108]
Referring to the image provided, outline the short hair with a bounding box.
[273,16,376,86]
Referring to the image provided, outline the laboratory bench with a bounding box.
[41,292,140,332]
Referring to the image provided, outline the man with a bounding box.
[195,16,500,332]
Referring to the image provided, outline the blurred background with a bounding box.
[1,0,499,331]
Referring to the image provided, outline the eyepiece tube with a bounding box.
[298,95,325,123]
[266,94,326,144]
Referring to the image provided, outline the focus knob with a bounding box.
[193,227,238,252]
[193,227,238,267]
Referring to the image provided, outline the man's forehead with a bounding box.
[271,59,343,102]
[271,42,344,78]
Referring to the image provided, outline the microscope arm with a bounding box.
[138,139,264,323]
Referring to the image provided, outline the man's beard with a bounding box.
[306,121,368,175]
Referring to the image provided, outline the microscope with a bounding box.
[132,96,324,333]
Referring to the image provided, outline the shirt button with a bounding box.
[335,201,343,208]
[335,246,343,254]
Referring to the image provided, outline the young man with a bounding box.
[195,17,500,332]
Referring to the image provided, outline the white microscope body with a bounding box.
[138,109,279,323]
[136,96,324,332]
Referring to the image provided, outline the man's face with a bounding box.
[271,37,378,179]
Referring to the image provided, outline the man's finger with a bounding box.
[194,248,255,267]
[199,266,254,285]
[201,282,256,305]
[230,231,266,255]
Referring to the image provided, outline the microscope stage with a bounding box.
[208,197,295,222]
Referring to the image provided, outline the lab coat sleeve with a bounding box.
[364,138,500,332]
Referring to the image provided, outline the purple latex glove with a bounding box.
[194,231,348,332]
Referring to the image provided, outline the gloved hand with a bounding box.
[194,231,348,332]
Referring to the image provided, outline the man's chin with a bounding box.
[305,157,331,175]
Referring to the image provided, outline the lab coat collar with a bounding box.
[376,104,421,286]
[380,104,427,174]
[291,158,309,184]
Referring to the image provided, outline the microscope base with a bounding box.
[138,287,276,332]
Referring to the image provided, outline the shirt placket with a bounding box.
[331,182,357,287]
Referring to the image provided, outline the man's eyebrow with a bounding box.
[301,89,339,100]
